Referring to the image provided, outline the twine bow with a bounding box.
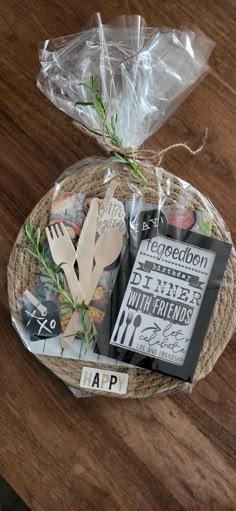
[73,120,208,170]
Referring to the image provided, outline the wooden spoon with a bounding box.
[87,228,123,303]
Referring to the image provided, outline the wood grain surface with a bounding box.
[0,1,236,510]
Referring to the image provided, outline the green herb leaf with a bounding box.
[24,248,41,261]
[111,114,117,132]
[75,101,94,107]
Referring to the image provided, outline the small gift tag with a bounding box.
[129,209,168,267]
[97,198,126,237]
[22,294,61,341]
[109,226,231,381]
[132,209,168,237]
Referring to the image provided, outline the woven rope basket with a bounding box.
[8,161,236,398]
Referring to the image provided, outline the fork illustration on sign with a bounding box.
[120,311,134,345]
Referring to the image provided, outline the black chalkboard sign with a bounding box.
[22,300,61,341]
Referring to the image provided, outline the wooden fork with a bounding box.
[46,223,82,301]
[46,223,86,350]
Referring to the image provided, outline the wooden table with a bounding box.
[0,1,235,510]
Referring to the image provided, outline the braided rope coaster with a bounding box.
[8,162,236,398]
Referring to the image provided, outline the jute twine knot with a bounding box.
[73,119,208,169]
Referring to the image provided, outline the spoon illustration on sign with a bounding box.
[129,315,142,347]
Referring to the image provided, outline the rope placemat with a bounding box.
[8,162,236,398]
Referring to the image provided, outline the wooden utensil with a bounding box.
[23,290,47,316]
[60,197,103,349]
[76,180,119,301]
[63,181,120,350]
[46,223,85,349]
[87,228,123,303]
[76,198,99,301]
[46,223,82,301]
[102,179,119,207]
[61,310,80,350]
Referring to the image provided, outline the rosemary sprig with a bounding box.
[80,309,96,345]
[24,221,74,309]
[61,308,95,345]
[24,221,95,344]
[75,75,145,182]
